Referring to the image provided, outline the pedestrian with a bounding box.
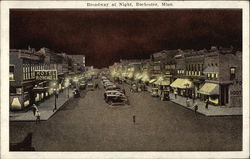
[133,115,136,124]
[122,88,126,95]
[32,104,38,116]
[192,93,195,103]
[205,98,209,109]
[174,90,177,99]
[35,110,41,124]
[193,102,198,116]
[186,98,190,107]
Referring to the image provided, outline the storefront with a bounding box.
[198,82,219,105]
[170,78,194,97]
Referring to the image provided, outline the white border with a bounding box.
[1,1,249,159]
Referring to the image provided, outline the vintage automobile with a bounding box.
[160,90,170,101]
[73,89,80,98]
[87,83,94,91]
[103,82,115,89]
[130,84,138,92]
[104,90,129,105]
[79,81,86,90]
[151,87,159,97]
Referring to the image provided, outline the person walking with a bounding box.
[133,115,136,124]
[186,98,190,107]
[32,104,38,116]
[205,98,209,109]
[193,102,198,116]
[35,110,41,124]
[174,89,177,99]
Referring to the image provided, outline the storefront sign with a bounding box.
[35,70,57,80]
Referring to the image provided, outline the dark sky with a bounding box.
[10,9,242,68]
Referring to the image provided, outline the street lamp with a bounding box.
[65,78,70,98]
[52,81,58,112]
[184,83,190,100]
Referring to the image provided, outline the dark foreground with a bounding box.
[10,82,242,151]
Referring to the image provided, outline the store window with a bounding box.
[23,65,26,80]
[207,73,210,79]
[211,73,214,78]
[230,67,236,80]
[9,65,15,80]
[154,65,160,71]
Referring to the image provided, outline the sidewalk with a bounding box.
[169,93,242,116]
[10,88,74,121]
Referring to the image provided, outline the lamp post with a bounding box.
[184,83,190,100]
[52,82,58,112]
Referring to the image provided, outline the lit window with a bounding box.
[207,73,210,78]
[9,65,15,80]
[230,67,236,80]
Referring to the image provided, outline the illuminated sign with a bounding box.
[35,70,57,80]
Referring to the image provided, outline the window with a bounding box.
[211,73,214,78]
[23,64,26,80]
[215,73,218,79]
[9,65,15,80]
[207,73,210,79]
[230,67,236,80]
[154,65,160,71]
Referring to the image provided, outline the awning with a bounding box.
[203,66,219,74]
[141,75,150,82]
[154,79,170,86]
[198,83,219,95]
[128,72,133,79]
[137,75,143,80]
[170,78,193,89]
[149,79,157,83]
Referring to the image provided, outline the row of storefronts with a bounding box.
[9,47,86,110]
[109,46,242,107]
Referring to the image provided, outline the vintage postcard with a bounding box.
[1,1,249,159]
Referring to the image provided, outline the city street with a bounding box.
[10,79,242,151]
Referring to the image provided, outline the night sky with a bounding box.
[10,9,242,68]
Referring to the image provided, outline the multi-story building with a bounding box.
[69,55,86,73]
[10,47,78,110]
[10,47,45,110]
[198,46,242,107]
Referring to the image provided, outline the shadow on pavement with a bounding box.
[10,132,35,151]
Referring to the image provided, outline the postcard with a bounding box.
[1,1,249,159]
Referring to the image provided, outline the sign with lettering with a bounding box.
[35,70,57,80]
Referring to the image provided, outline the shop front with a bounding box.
[170,78,194,97]
[198,82,219,105]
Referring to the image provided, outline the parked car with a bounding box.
[151,87,159,97]
[73,89,80,98]
[104,90,129,105]
[160,90,170,101]
[130,84,138,92]
[87,83,94,91]
[79,82,86,90]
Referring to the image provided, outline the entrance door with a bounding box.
[220,85,229,105]
[221,86,225,105]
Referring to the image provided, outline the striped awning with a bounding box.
[170,78,193,89]
[149,79,157,83]
[198,83,219,95]
[154,79,170,86]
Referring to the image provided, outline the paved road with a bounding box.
[10,80,242,151]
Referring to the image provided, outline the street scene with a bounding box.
[9,9,242,151]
